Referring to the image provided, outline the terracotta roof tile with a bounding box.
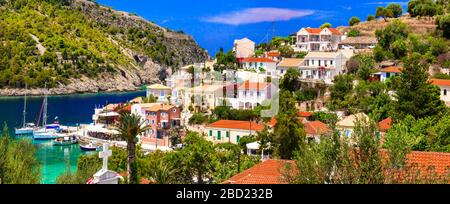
[240,57,276,63]
[430,79,450,87]
[225,151,450,184]
[378,117,392,132]
[223,160,294,184]
[267,51,280,57]
[207,120,264,131]
[305,28,322,34]
[277,58,304,68]
[304,121,331,136]
[238,80,269,90]
[381,66,402,73]
[327,28,342,35]
[298,111,312,117]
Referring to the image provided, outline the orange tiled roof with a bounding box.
[298,111,313,117]
[238,80,269,90]
[327,28,342,35]
[430,79,450,87]
[144,104,175,112]
[224,151,450,184]
[378,117,392,132]
[305,28,322,34]
[207,120,264,131]
[303,28,341,35]
[304,121,331,136]
[404,151,450,176]
[223,159,294,184]
[268,117,277,128]
[381,66,402,73]
[267,52,280,57]
[240,57,276,63]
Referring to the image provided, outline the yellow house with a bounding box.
[336,113,370,138]
[184,84,223,111]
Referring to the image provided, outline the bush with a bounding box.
[348,29,360,37]
[367,15,375,21]
[349,16,361,26]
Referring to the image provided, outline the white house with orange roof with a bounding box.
[299,50,354,84]
[295,27,344,52]
[204,120,264,144]
[239,57,277,76]
[378,66,402,82]
[430,79,450,106]
[225,81,275,110]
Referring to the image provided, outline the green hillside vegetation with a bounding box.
[0,0,207,89]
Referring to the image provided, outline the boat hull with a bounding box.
[15,128,34,135]
[80,145,98,151]
[53,140,78,146]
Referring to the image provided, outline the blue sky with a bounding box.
[97,0,409,56]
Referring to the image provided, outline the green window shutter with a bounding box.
[236,135,240,143]
[226,131,230,138]
[217,131,221,140]
[209,130,212,137]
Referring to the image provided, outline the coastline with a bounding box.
[0,87,146,98]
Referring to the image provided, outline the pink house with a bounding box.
[142,104,181,146]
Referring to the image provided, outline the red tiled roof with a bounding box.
[240,57,276,63]
[224,151,450,184]
[304,121,331,136]
[223,159,294,184]
[238,80,269,90]
[268,117,277,128]
[430,79,450,87]
[327,28,342,35]
[298,111,312,117]
[267,52,280,57]
[207,120,264,131]
[378,117,392,132]
[404,151,450,176]
[381,66,402,73]
[304,28,322,34]
[303,28,341,35]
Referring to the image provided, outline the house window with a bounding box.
[217,131,221,140]
[260,63,263,67]
[236,135,240,143]
[444,89,447,96]
[250,91,254,96]
[345,130,351,137]
[249,62,253,67]
[257,91,261,97]
[318,60,321,66]
[152,120,155,125]
[209,130,212,137]
[330,60,333,65]
[226,131,230,138]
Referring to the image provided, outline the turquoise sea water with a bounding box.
[0,91,146,184]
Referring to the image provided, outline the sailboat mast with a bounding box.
[43,82,47,128]
[22,84,27,128]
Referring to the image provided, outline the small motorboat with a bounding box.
[53,135,78,146]
[80,143,99,151]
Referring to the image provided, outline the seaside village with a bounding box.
[23,25,450,184]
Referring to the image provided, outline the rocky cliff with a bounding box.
[0,0,210,96]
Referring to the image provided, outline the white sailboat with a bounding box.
[15,84,35,135]
[33,84,63,140]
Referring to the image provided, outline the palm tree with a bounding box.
[115,113,150,184]
[149,160,175,184]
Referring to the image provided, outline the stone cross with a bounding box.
[99,143,112,171]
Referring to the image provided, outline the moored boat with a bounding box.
[80,143,99,151]
[15,123,36,135]
[53,136,78,146]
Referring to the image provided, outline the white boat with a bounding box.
[15,123,36,135]
[15,84,35,135]
[33,83,61,140]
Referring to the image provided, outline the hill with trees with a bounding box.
[0,0,209,95]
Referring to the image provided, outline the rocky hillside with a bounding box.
[337,15,437,37]
[0,0,209,96]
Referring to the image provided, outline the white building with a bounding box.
[221,81,275,110]
[276,58,304,76]
[299,50,354,84]
[295,27,343,52]
[376,66,402,82]
[430,79,450,106]
[204,120,264,144]
[234,38,256,58]
[239,57,277,76]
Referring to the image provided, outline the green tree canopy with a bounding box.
[349,16,361,26]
